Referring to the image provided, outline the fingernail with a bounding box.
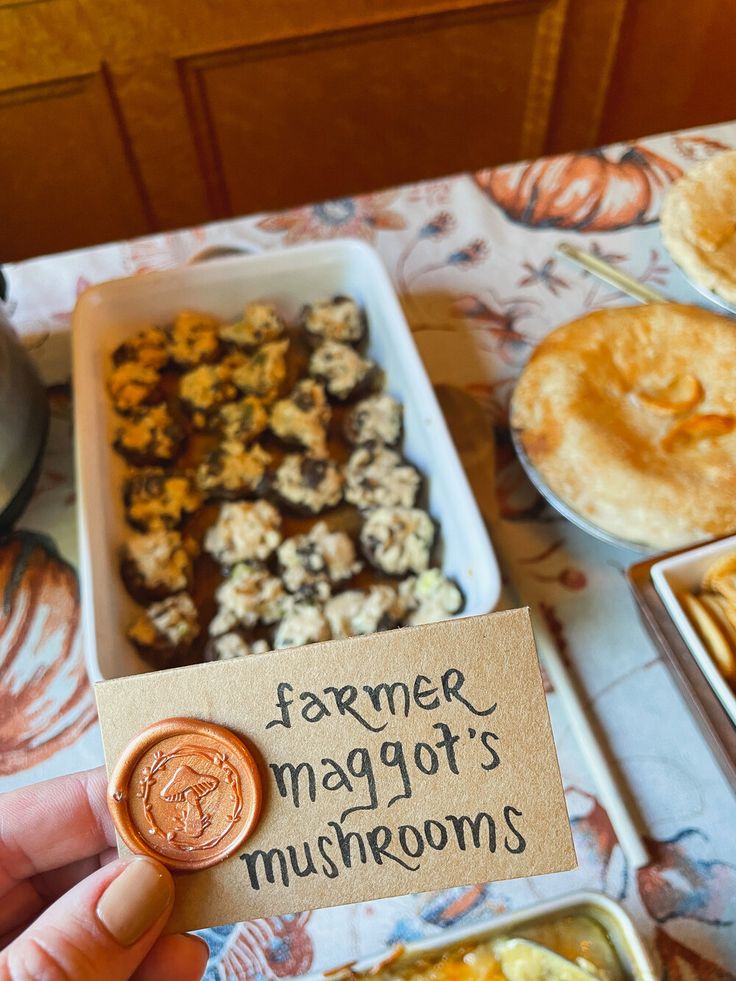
[96,857,174,947]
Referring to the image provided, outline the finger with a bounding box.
[131,934,209,981]
[1,857,174,981]
[0,919,33,948]
[35,854,108,899]
[0,854,104,936]
[1,850,118,938]
[0,767,113,895]
[0,883,43,941]
[0,851,183,942]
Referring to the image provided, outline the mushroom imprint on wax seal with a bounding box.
[160,764,219,839]
[107,717,262,871]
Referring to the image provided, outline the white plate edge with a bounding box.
[650,544,736,726]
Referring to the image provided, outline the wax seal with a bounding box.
[108,717,262,872]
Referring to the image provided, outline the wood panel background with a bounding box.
[1,0,734,260]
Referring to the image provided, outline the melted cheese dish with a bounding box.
[361,915,623,981]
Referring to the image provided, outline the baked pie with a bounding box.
[511,304,736,549]
[660,149,736,307]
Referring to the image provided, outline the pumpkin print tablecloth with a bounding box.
[3,120,736,979]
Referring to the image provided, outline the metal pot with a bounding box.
[0,298,49,529]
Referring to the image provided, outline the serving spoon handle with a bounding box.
[556,241,669,304]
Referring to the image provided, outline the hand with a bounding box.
[0,767,209,981]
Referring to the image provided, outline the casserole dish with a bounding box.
[650,534,736,727]
[308,890,656,980]
[73,239,501,680]
[627,540,736,790]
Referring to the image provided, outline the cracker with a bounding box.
[680,591,736,682]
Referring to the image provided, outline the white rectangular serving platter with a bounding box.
[651,534,736,728]
[306,890,656,980]
[73,238,501,682]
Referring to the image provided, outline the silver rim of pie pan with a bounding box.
[685,278,736,318]
[669,257,736,318]
[510,426,653,554]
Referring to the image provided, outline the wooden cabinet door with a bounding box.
[175,2,570,218]
[4,0,735,262]
[0,0,156,259]
[1,0,573,260]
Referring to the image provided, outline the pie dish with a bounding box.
[511,303,736,550]
[660,149,736,310]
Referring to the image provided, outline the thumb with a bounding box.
[1,857,204,981]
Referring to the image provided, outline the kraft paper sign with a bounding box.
[95,609,576,933]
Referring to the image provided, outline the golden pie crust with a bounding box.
[511,304,736,549]
[660,150,736,306]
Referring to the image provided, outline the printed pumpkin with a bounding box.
[0,531,95,774]
[655,926,735,980]
[477,146,682,232]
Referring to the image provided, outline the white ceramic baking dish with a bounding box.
[73,239,501,681]
[651,534,736,727]
[307,890,656,980]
